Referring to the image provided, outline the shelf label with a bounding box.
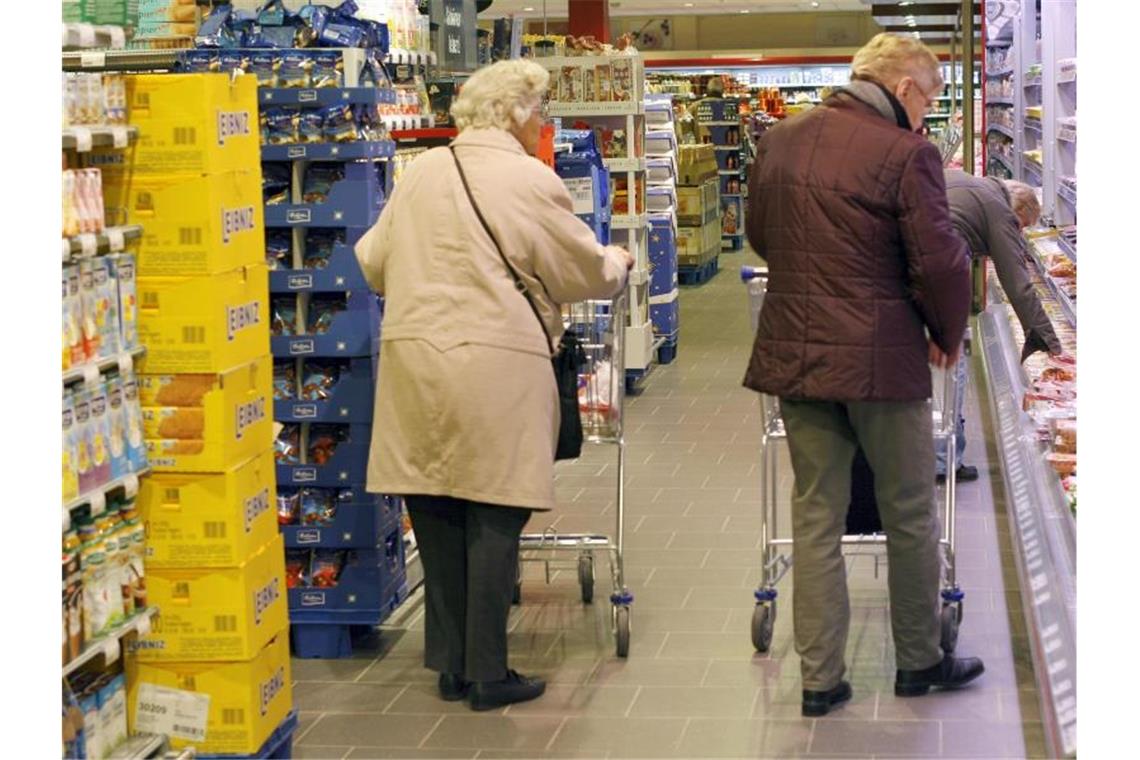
[288,146,306,159]
[106,26,126,50]
[300,591,327,607]
[70,127,94,153]
[101,636,120,665]
[117,351,134,376]
[106,227,125,252]
[62,239,71,261]
[90,491,107,517]
[297,529,322,545]
[136,612,152,638]
[79,234,98,257]
[123,473,140,499]
[110,127,129,149]
[134,683,210,744]
[292,404,317,419]
[289,339,315,355]
[298,89,318,103]
[79,52,106,70]
[564,177,596,216]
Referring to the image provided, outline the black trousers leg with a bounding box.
[404,496,467,676]
[464,502,531,683]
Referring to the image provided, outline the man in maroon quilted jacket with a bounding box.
[743,33,985,717]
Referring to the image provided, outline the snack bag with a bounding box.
[111,254,138,350]
[105,377,131,479]
[121,373,148,473]
[63,391,80,502]
[307,295,344,334]
[279,51,315,88]
[275,424,302,464]
[301,361,339,400]
[611,57,632,101]
[321,104,358,142]
[63,170,81,237]
[278,488,301,526]
[250,50,279,87]
[264,107,299,145]
[308,424,347,464]
[302,164,345,203]
[74,389,96,494]
[266,229,293,271]
[63,269,73,372]
[79,260,100,362]
[310,550,344,588]
[272,295,299,336]
[92,257,122,357]
[87,382,113,488]
[303,229,344,270]
[65,265,85,368]
[263,163,292,205]
[298,110,325,143]
[274,360,297,401]
[301,488,337,526]
[285,549,310,588]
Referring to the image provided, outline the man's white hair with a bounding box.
[1004,180,1041,226]
[451,59,550,132]
[851,32,943,91]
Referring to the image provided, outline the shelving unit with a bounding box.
[645,94,680,365]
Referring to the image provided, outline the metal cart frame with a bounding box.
[515,292,634,658]
[741,266,965,654]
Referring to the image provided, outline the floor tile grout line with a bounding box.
[380,683,411,714]
[416,714,447,750]
[294,711,323,745]
[543,715,571,753]
[624,685,644,718]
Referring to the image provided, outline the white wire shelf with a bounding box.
[63,607,158,679]
[62,125,138,152]
[63,225,142,262]
[63,346,146,387]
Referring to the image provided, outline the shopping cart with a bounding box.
[514,292,634,657]
[740,265,964,654]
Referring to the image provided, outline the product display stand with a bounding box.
[645,94,680,365]
[980,4,1077,757]
[697,95,745,252]
[538,53,657,393]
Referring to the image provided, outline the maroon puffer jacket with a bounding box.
[743,90,971,402]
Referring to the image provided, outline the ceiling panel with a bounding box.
[483,0,868,18]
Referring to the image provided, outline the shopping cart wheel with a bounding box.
[578,555,595,604]
[512,582,522,606]
[614,605,631,658]
[940,602,961,654]
[751,603,776,653]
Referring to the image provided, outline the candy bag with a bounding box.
[266,229,292,271]
[284,549,310,588]
[275,424,301,465]
[277,488,301,526]
[301,488,337,526]
[307,295,344,334]
[274,360,297,401]
[271,295,298,336]
[302,164,344,203]
[301,362,339,400]
[308,424,347,465]
[310,550,344,588]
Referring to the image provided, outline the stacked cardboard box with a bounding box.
[675,174,720,270]
[97,74,291,756]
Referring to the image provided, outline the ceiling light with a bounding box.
[811,1,820,6]
[741,8,750,12]
[523,5,534,10]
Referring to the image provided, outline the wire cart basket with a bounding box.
[740,266,965,654]
[515,291,634,657]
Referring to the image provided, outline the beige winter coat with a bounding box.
[354,127,628,511]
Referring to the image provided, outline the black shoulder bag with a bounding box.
[448,146,586,461]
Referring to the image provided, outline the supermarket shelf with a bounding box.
[106,733,166,759]
[64,346,146,387]
[612,213,650,229]
[985,66,1015,78]
[987,96,1015,106]
[987,123,1015,139]
[1058,235,1077,264]
[714,145,740,152]
[64,469,149,526]
[1057,120,1077,143]
[700,120,739,126]
[259,87,397,107]
[261,141,396,161]
[1024,117,1043,133]
[979,306,1076,758]
[63,607,158,679]
[1057,58,1077,84]
[1057,182,1077,208]
[386,48,437,66]
[718,169,742,176]
[62,125,137,152]
[62,49,179,72]
[392,127,458,141]
[549,101,643,117]
[603,157,648,172]
[1028,244,1076,328]
[382,114,434,131]
[63,225,142,262]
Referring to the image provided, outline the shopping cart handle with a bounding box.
[741,265,766,282]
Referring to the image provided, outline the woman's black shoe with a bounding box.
[467,670,546,711]
[438,673,469,702]
[895,655,985,697]
[802,681,852,717]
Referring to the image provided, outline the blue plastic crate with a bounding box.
[274,355,377,423]
[261,140,396,162]
[264,162,386,228]
[649,215,678,297]
[576,213,611,246]
[288,531,406,615]
[277,423,372,487]
[281,494,402,549]
[650,295,680,337]
[268,228,371,294]
[196,711,298,760]
[259,87,397,107]
[272,290,381,359]
[556,155,610,221]
[289,584,409,658]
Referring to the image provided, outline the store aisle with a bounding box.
[290,255,1046,759]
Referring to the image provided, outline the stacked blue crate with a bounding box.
[648,214,679,364]
[555,129,611,244]
[260,87,407,660]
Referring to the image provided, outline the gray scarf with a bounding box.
[833,78,913,131]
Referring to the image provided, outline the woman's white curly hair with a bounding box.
[451,59,550,132]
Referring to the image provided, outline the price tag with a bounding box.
[63,505,72,533]
[123,473,140,499]
[62,239,72,261]
[106,227,125,252]
[563,177,596,215]
[117,351,134,375]
[136,612,152,637]
[79,233,98,257]
[80,52,106,70]
[82,363,101,387]
[69,127,94,153]
[90,491,107,517]
[135,684,210,744]
[111,127,129,149]
[105,26,126,50]
[101,636,120,665]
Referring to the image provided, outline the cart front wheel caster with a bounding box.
[614,605,631,658]
[512,582,521,606]
[752,602,776,653]
[578,555,595,604]
[940,602,961,654]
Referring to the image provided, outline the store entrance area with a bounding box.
[287,259,1046,759]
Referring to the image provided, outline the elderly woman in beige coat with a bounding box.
[355,59,631,712]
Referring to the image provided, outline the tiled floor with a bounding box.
[290,253,1048,759]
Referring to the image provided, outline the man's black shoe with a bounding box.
[895,655,985,697]
[438,673,469,701]
[468,670,546,711]
[936,465,980,484]
[802,681,852,717]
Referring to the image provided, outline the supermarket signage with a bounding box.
[252,577,281,626]
[288,274,314,290]
[297,529,322,544]
[293,404,318,419]
[134,683,210,744]
[293,467,317,482]
[221,206,257,243]
[244,488,270,533]
[234,397,267,440]
[287,209,312,224]
[301,591,326,606]
[225,301,262,341]
[289,339,316,355]
[259,667,287,717]
[288,146,307,159]
[216,110,252,146]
